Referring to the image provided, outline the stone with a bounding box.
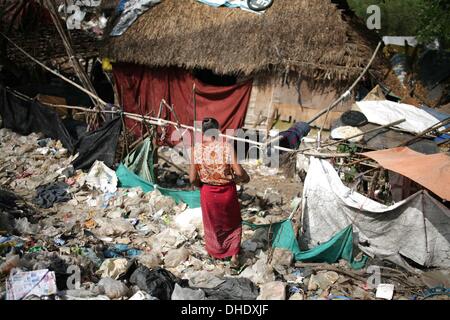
[270,248,293,268]
[242,240,258,252]
[188,271,225,289]
[164,247,189,268]
[239,251,275,285]
[98,278,129,299]
[138,253,162,269]
[289,292,305,300]
[309,271,340,290]
[257,281,286,300]
[171,283,206,300]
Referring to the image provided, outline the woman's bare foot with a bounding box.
[230,255,239,268]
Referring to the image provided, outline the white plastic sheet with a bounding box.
[331,126,363,142]
[86,161,118,194]
[355,100,440,134]
[174,207,203,237]
[301,158,450,270]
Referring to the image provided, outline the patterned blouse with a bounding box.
[194,140,233,186]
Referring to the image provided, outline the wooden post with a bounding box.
[192,83,197,147]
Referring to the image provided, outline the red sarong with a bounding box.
[200,183,242,259]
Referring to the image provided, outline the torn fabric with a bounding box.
[302,158,450,270]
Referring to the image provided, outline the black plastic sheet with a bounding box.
[203,278,259,300]
[71,117,122,170]
[129,266,186,300]
[0,86,75,152]
[0,86,122,171]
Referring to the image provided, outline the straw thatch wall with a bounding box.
[0,0,99,73]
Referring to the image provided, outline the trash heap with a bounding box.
[0,127,449,301]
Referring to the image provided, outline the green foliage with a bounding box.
[348,0,422,36]
[417,0,450,47]
[348,0,450,47]
[337,143,358,155]
[344,166,358,183]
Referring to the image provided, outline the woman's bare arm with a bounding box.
[231,147,250,184]
[189,147,201,187]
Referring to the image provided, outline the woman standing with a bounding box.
[189,118,250,267]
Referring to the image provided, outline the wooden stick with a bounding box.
[192,84,197,147]
[437,137,450,145]
[368,169,381,198]
[293,263,367,283]
[354,166,381,181]
[45,0,101,110]
[297,119,406,154]
[399,117,450,147]
[301,151,350,158]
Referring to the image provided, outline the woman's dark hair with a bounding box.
[202,118,220,136]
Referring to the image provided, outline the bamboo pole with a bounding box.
[44,0,101,110]
[297,119,406,154]
[399,117,450,147]
[192,83,197,147]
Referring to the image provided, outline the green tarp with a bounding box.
[123,138,156,183]
[116,164,201,208]
[244,220,367,269]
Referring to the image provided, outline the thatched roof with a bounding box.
[102,0,382,82]
[100,0,118,10]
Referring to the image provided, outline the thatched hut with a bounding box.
[102,0,382,138]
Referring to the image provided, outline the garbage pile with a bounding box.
[0,128,449,301]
